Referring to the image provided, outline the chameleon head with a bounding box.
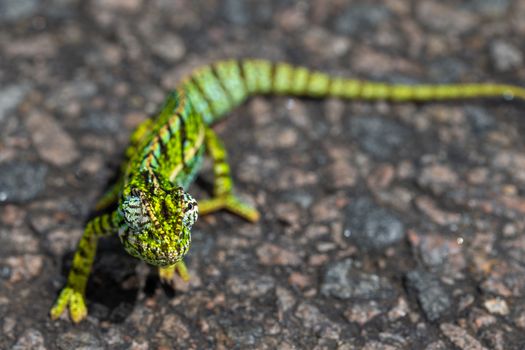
[118,185,198,267]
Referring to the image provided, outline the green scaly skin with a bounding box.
[50,59,525,323]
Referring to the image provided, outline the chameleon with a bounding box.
[50,59,525,323]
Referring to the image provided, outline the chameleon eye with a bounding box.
[182,196,198,228]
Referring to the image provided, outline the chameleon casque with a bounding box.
[50,59,525,323]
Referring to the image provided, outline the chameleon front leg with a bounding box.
[158,260,190,284]
[50,211,119,323]
[94,181,122,211]
[199,127,260,222]
[96,119,156,211]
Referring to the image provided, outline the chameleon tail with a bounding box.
[246,60,525,102]
[182,59,525,126]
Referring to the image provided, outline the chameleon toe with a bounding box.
[69,291,88,323]
[50,287,72,320]
[224,195,260,223]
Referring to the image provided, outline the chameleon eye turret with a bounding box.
[182,191,199,227]
[51,59,525,323]
[120,189,150,231]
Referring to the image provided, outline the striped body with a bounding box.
[51,59,525,323]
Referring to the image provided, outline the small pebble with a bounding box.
[483,298,509,316]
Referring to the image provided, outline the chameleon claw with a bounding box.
[199,195,260,222]
[50,287,88,323]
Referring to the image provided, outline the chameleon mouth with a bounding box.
[142,252,182,267]
[122,239,183,266]
[118,223,190,267]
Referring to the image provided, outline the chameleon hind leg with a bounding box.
[198,127,260,222]
[50,212,118,323]
[156,129,259,283]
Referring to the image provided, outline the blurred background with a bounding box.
[1,1,525,349]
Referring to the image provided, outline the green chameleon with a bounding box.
[50,59,525,323]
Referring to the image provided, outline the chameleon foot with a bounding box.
[158,260,190,284]
[50,287,88,323]
[199,195,260,222]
